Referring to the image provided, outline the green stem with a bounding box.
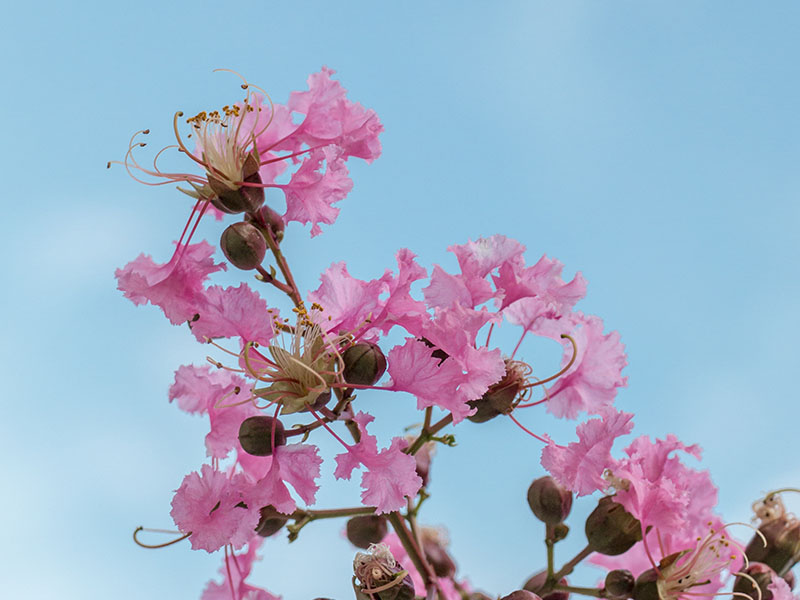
[554,584,605,598]
[406,414,454,456]
[545,524,556,580]
[287,506,376,541]
[552,545,593,581]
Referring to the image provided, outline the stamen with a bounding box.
[132,526,191,549]
[521,334,578,389]
[507,412,549,443]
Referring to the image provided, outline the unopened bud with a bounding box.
[343,343,387,386]
[585,496,642,556]
[421,529,456,578]
[632,569,659,600]
[208,153,265,214]
[501,592,543,600]
[527,476,573,524]
[468,360,526,423]
[220,221,267,270]
[733,563,779,600]
[746,517,800,574]
[346,515,388,549]
[605,569,635,599]
[523,571,569,600]
[238,416,287,456]
[255,505,289,537]
[247,204,286,242]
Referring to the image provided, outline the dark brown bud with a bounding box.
[343,342,387,386]
[733,563,780,600]
[208,153,265,214]
[527,476,573,524]
[220,221,267,270]
[422,533,456,578]
[255,505,289,537]
[247,204,286,242]
[632,569,659,600]
[746,517,800,574]
[238,416,287,456]
[523,570,569,600]
[585,496,642,556]
[346,515,388,549]
[605,569,635,599]
[468,359,526,423]
[501,592,542,600]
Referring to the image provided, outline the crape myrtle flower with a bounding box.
[201,536,280,600]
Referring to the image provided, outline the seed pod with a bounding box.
[527,476,573,524]
[632,569,659,600]
[733,563,780,600]
[346,515,388,549]
[523,570,570,600]
[605,569,635,599]
[238,416,287,456]
[220,221,267,270]
[585,496,642,556]
[343,342,387,386]
[255,505,289,537]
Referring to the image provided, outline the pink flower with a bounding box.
[169,364,240,415]
[494,253,586,313]
[201,536,281,600]
[541,409,634,496]
[115,241,225,325]
[769,577,795,600]
[334,412,422,514]
[190,283,277,345]
[170,464,258,552]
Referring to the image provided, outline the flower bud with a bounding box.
[468,361,524,423]
[343,342,387,386]
[733,563,779,600]
[421,529,456,578]
[255,505,289,537]
[632,569,658,600]
[346,515,388,549]
[523,571,569,600]
[220,221,267,270]
[527,476,573,524]
[605,569,635,599]
[501,592,543,600]
[238,416,287,456]
[208,152,265,214]
[585,496,642,556]
[746,517,800,574]
[247,204,286,242]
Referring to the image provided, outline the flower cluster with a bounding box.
[114,69,798,600]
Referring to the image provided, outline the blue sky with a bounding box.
[2,2,799,598]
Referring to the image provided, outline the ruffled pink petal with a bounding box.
[280,146,353,236]
[333,412,421,513]
[288,66,383,162]
[540,409,634,496]
[169,364,244,415]
[769,577,795,600]
[494,254,586,313]
[170,465,259,552]
[380,533,462,600]
[374,248,429,335]
[191,283,277,345]
[542,313,628,419]
[239,443,322,514]
[448,235,526,280]
[202,536,282,600]
[115,241,225,325]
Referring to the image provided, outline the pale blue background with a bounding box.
[2,2,799,598]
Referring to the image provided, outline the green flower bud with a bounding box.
[343,342,387,386]
[605,569,635,599]
[523,571,569,600]
[220,221,267,270]
[208,152,265,214]
[255,505,289,537]
[733,563,779,600]
[238,416,287,456]
[585,496,642,556]
[527,476,573,524]
[632,569,659,600]
[346,515,388,549]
